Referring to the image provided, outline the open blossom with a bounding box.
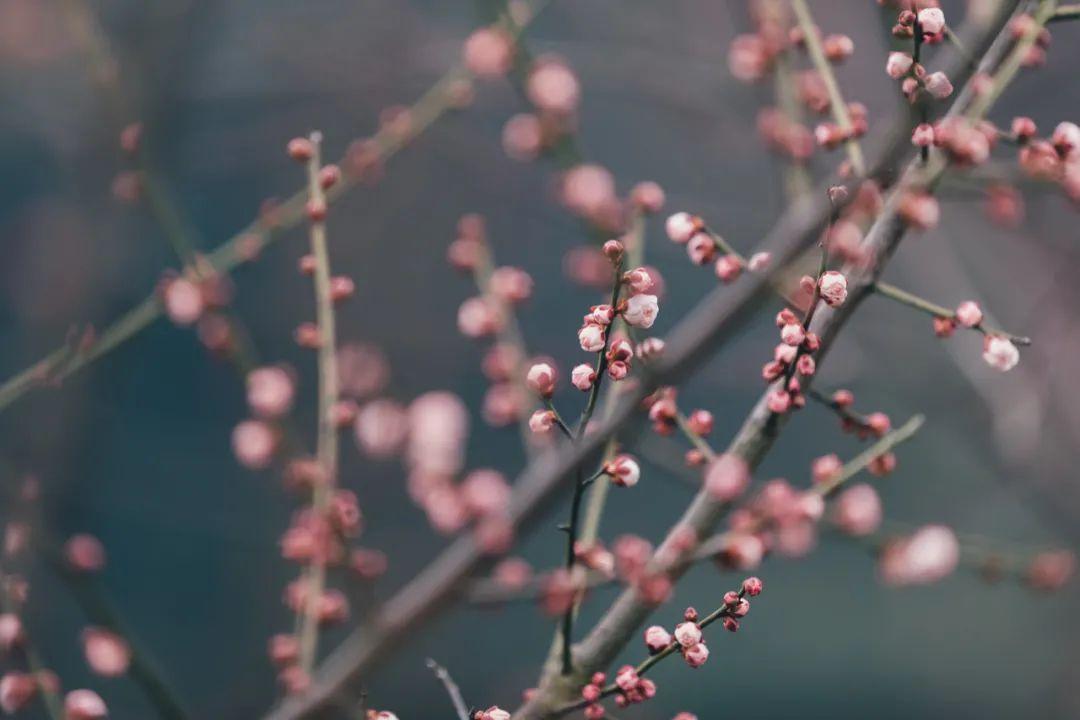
[1052,121,1080,158]
[622,294,659,329]
[606,455,641,487]
[780,322,805,346]
[817,271,848,307]
[571,363,596,391]
[578,324,606,352]
[623,267,654,294]
[955,301,983,328]
[983,336,1019,371]
[526,362,557,397]
[886,51,913,79]
[918,7,946,35]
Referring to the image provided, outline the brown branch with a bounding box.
[512,5,1029,717]
[261,3,1024,718]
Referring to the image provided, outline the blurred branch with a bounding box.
[790,0,867,175]
[0,0,553,415]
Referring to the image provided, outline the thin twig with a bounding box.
[872,280,1032,345]
[0,0,553,416]
[790,0,867,175]
[297,132,341,674]
[426,659,471,720]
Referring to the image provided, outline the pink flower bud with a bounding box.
[631,181,666,213]
[704,453,750,502]
[955,301,983,328]
[163,278,204,326]
[683,642,710,667]
[82,627,130,677]
[1052,121,1080,158]
[528,410,556,434]
[747,251,771,272]
[898,191,940,229]
[354,399,408,458]
[823,34,854,63]
[687,409,713,436]
[674,621,702,647]
[607,360,630,381]
[714,254,743,283]
[606,455,641,487]
[287,137,314,162]
[686,232,716,265]
[917,7,946,35]
[232,419,276,469]
[983,336,1019,371]
[767,389,792,414]
[527,59,580,115]
[911,123,935,147]
[886,52,914,79]
[579,324,606,352]
[571,364,596,391]
[463,27,513,77]
[1027,551,1076,591]
[924,71,953,99]
[817,271,848,307]
[742,576,764,596]
[603,239,625,261]
[933,316,957,338]
[246,366,295,419]
[796,354,816,376]
[622,294,660,329]
[811,453,842,485]
[65,534,106,573]
[457,297,501,338]
[879,525,959,586]
[0,615,22,651]
[665,212,699,244]
[526,362,557,397]
[489,267,533,304]
[644,625,672,653]
[780,323,805,346]
[64,689,108,720]
[623,267,654,294]
[0,673,36,714]
[832,484,882,536]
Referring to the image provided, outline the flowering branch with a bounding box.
[0,0,552,416]
[425,659,470,720]
[790,0,866,175]
[262,5,1025,717]
[872,280,1032,346]
[295,131,341,675]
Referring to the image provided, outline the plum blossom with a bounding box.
[983,336,1019,371]
[623,294,659,329]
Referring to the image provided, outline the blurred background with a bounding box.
[1,0,1079,718]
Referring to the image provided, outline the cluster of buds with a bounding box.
[761,306,822,414]
[1011,119,1080,204]
[644,387,678,436]
[912,117,995,166]
[665,212,771,283]
[448,215,539,427]
[885,8,954,102]
[814,102,869,152]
